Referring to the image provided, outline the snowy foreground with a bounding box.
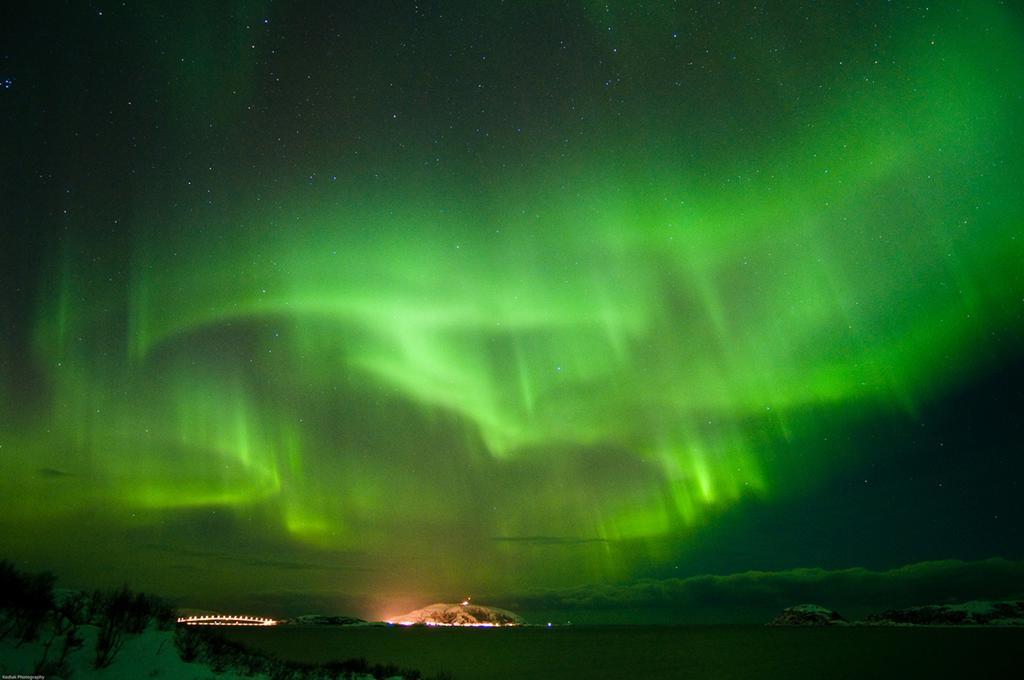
[2,622,245,680]
[0,623,406,680]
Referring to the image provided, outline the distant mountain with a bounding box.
[386,602,523,626]
[865,600,1024,626]
[769,600,1024,627]
[768,604,847,626]
[282,615,369,626]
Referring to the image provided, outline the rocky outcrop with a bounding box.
[386,602,523,626]
[768,604,847,626]
[865,600,1024,626]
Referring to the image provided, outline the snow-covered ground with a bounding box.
[1,623,250,679]
[0,623,395,679]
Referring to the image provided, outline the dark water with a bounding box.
[223,625,1022,679]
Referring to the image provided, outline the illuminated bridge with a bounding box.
[177,614,279,626]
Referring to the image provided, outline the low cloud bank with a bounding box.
[497,558,1024,622]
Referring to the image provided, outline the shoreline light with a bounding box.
[177,614,279,627]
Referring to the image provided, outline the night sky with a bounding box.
[1,1,1023,623]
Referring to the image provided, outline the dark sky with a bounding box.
[1,1,1023,623]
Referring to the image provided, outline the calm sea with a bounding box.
[223,624,1021,679]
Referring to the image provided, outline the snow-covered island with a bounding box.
[768,604,848,626]
[385,602,523,627]
[864,601,1024,626]
[769,601,1024,627]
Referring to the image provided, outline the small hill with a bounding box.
[768,604,847,626]
[386,603,523,626]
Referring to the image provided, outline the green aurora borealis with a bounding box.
[1,1,1023,620]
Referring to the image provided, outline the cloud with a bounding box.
[246,558,336,571]
[37,467,74,478]
[497,558,1024,621]
[492,536,612,546]
[132,542,373,572]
